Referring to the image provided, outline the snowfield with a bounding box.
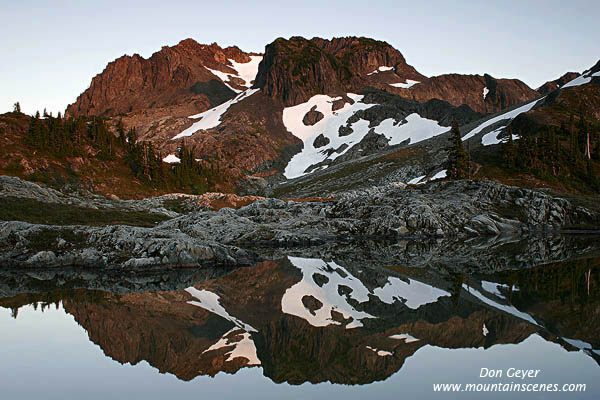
[204,66,239,92]
[282,94,448,179]
[389,333,420,343]
[376,114,447,145]
[185,287,257,332]
[373,276,450,309]
[282,94,372,178]
[367,66,394,75]
[461,96,546,144]
[480,127,520,146]
[230,56,263,87]
[366,346,392,356]
[561,69,599,89]
[172,89,258,140]
[462,284,537,325]
[389,79,420,89]
[282,256,455,329]
[406,169,447,185]
[203,328,261,365]
[462,67,598,147]
[281,257,375,329]
[205,55,263,92]
[162,154,181,163]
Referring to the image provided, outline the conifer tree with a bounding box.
[447,120,468,179]
[116,119,126,144]
[503,125,516,169]
[594,128,600,161]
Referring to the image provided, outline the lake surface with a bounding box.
[1,255,599,399]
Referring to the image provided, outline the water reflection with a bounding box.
[1,255,598,390]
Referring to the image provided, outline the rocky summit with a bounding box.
[43,37,567,191]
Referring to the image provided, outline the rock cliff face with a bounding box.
[253,36,425,106]
[64,290,258,380]
[537,72,580,95]
[66,39,258,117]
[402,73,540,114]
[253,36,538,114]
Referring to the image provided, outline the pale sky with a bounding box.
[1,0,599,115]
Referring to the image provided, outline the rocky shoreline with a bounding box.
[1,175,599,270]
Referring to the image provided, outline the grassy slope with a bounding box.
[272,147,425,198]
[0,112,208,199]
[0,196,170,227]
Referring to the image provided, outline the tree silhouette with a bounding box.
[447,120,468,179]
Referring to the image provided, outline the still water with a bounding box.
[1,256,599,399]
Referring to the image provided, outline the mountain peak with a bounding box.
[66,38,259,117]
[537,72,581,95]
[254,36,424,106]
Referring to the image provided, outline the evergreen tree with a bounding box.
[569,114,581,164]
[446,120,468,179]
[502,125,516,169]
[116,119,126,144]
[594,128,600,161]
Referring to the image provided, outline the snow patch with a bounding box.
[373,277,450,309]
[389,79,420,89]
[203,328,260,365]
[407,169,448,185]
[481,281,518,299]
[563,337,593,351]
[389,333,420,343]
[376,114,447,146]
[483,87,489,99]
[281,257,375,329]
[462,284,537,325]
[407,175,426,185]
[172,89,258,140]
[561,70,600,89]
[430,169,447,180]
[366,346,392,356]
[462,97,546,142]
[185,287,257,332]
[230,56,263,87]
[204,67,241,93]
[367,66,394,75]
[282,96,447,179]
[205,55,263,92]
[406,170,446,185]
[162,154,181,164]
[480,127,506,146]
[481,281,506,299]
[282,94,372,179]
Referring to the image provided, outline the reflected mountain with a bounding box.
[1,255,598,385]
